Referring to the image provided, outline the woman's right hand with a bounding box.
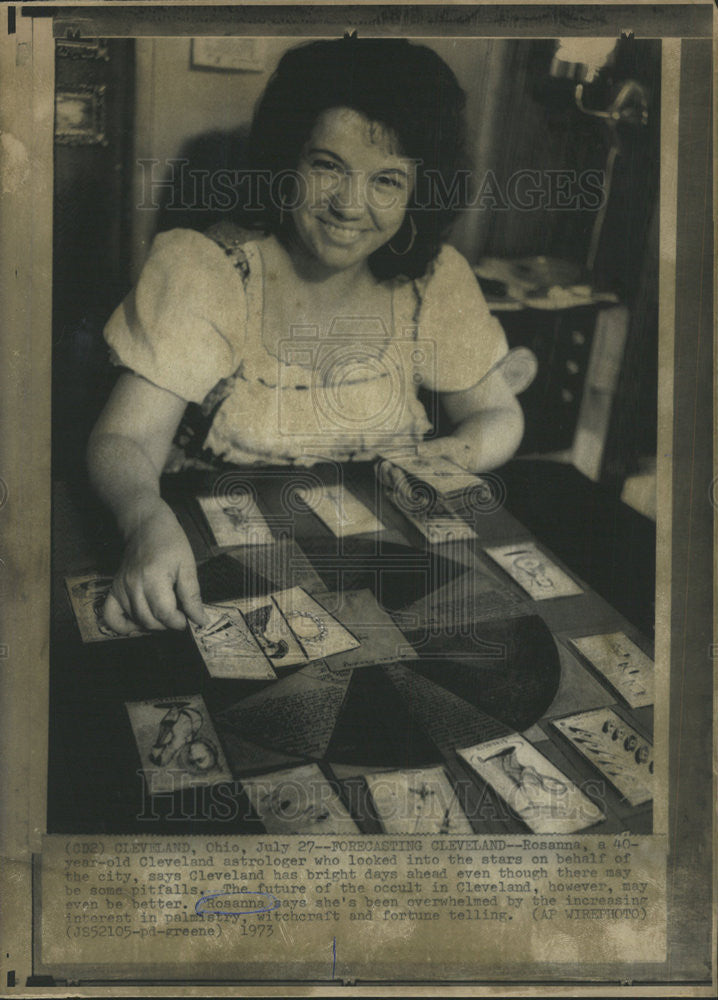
[103,497,208,634]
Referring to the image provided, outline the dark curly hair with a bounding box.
[241,37,470,280]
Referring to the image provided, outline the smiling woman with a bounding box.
[244,36,470,280]
[87,36,525,634]
[291,107,413,275]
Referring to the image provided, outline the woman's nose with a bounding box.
[328,171,365,218]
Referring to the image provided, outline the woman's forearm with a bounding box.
[87,372,188,537]
[87,429,164,539]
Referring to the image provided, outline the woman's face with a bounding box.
[289,107,414,275]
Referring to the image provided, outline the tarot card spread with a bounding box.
[365,766,472,834]
[190,586,360,679]
[197,493,273,547]
[126,694,232,794]
[296,484,384,537]
[457,734,605,833]
[552,708,653,806]
[568,632,654,708]
[65,571,146,642]
[485,542,584,600]
[240,763,359,833]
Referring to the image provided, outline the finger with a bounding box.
[389,465,409,491]
[377,460,409,493]
[376,459,393,488]
[145,577,187,631]
[103,590,140,636]
[176,563,207,627]
[126,584,167,631]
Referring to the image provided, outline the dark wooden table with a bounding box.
[49,462,653,836]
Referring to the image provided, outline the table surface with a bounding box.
[49,463,654,837]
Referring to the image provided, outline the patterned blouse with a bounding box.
[104,223,508,470]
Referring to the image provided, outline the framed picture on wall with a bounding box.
[191,36,266,72]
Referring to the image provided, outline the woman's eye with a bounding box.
[375,174,402,188]
[311,158,341,172]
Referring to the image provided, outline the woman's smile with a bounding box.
[317,217,367,245]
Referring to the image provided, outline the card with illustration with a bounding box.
[197,492,274,547]
[401,506,478,544]
[190,603,278,680]
[457,734,605,833]
[384,488,477,544]
[296,484,385,537]
[65,571,146,642]
[365,766,472,834]
[126,694,232,794]
[240,763,359,834]
[269,586,361,661]
[568,632,654,708]
[191,587,360,679]
[229,593,310,668]
[552,708,653,806]
[485,542,584,600]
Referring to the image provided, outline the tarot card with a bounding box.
[65,572,146,642]
[189,603,278,679]
[457,734,605,833]
[126,694,232,794]
[197,492,273,547]
[384,488,477,544]
[378,450,484,496]
[569,632,654,708]
[401,507,478,544]
[240,763,359,833]
[484,542,583,600]
[365,766,472,834]
[227,593,310,668]
[552,708,653,806]
[296,484,385,537]
[271,586,361,660]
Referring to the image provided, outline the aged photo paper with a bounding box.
[0,1,714,994]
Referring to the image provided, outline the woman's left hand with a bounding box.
[415,435,477,472]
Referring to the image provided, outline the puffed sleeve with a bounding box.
[104,229,247,403]
[416,244,508,393]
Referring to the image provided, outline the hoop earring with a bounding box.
[388,215,417,256]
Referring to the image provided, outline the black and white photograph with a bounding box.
[0,1,714,992]
[51,23,663,835]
